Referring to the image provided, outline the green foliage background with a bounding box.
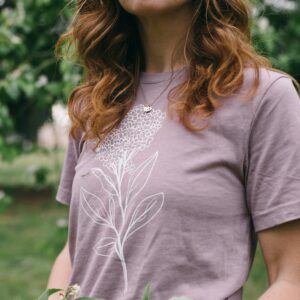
[0,0,81,161]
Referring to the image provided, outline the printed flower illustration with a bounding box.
[80,104,166,294]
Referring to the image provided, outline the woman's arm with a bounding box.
[257,219,300,300]
[47,241,72,300]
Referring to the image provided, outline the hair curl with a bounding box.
[56,0,299,146]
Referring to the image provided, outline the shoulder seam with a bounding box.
[243,75,290,184]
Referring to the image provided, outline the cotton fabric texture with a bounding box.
[56,66,300,300]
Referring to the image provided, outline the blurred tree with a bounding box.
[0,0,81,161]
[251,0,299,81]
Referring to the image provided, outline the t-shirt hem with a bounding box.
[253,200,300,232]
[55,185,71,206]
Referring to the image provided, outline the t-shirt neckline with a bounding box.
[140,65,189,84]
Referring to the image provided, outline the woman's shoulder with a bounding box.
[243,66,295,98]
[242,66,300,126]
[216,66,299,135]
[67,127,86,158]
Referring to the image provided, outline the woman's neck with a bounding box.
[136,4,194,73]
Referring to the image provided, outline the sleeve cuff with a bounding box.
[55,185,71,206]
[252,200,300,232]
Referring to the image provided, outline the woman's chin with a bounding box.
[117,0,191,17]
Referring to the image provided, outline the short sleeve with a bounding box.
[56,130,84,205]
[245,75,300,233]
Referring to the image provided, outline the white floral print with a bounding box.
[79,104,166,293]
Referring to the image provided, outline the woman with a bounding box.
[47,0,300,299]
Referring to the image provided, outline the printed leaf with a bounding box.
[127,152,158,204]
[36,288,63,300]
[91,167,116,194]
[93,237,116,257]
[127,192,164,239]
[80,187,109,226]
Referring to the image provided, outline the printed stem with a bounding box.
[117,151,130,222]
[120,252,128,293]
[111,162,124,218]
[116,233,128,293]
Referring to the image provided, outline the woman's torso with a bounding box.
[62,67,281,300]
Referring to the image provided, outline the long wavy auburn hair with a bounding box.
[56,0,299,146]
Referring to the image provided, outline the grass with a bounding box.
[0,151,269,299]
[244,246,268,299]
[0,198,68,300]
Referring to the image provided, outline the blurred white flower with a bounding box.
[65,284,81,297]
[0,190,5,200]
[10,35,21,44]
[264,0,297,11]
[37,122,56,149]
[251,6,259,17]
[36,75,48,87]
[56,218,68,228]
[37,102,69,149]
[52,102,70,128]
[257,16,269,31]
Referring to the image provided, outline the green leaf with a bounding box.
[141,284,151,300]
[36,288,63,300]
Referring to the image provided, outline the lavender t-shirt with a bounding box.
[56,66,300,300]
